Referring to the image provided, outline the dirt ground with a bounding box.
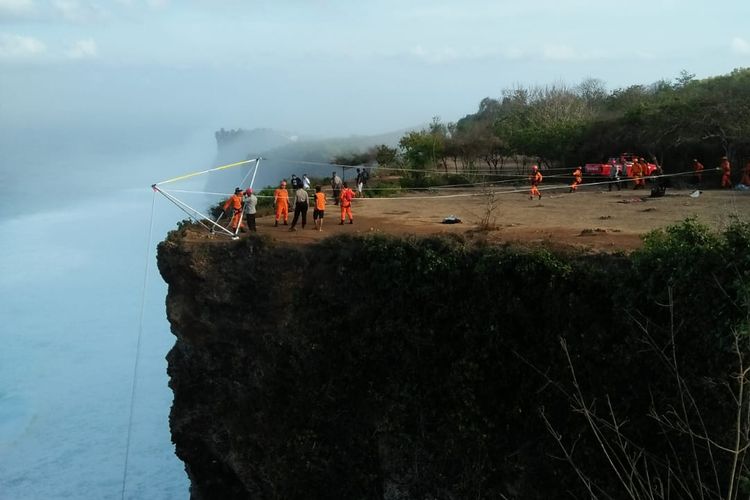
[192,183,750,253]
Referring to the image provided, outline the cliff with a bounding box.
[158,223,749,499]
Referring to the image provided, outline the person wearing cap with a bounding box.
[243,188,258,232]
[289,182,309,231]
[720,156,732,188]
[529,165,542,200]
[223,187,244,232]
[331,171,342,205]
[692,158,704,185]
[338,182,355,224]
[569,166,583,193]
[274,179,290,226]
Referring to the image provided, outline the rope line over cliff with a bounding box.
[151,156,705,239]
[152,157,262,239]
[121,189,157,500]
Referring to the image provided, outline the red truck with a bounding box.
[584,153,658,177]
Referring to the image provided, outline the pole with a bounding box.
[249,158,261,189]
[211,212,224,234]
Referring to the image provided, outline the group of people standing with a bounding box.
[222,171,361,235]
[273,172,357,232]
[273,177,326,231]
[693,157,750,189]
[528,154,750,200]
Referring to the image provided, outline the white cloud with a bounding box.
[53,0,105,22]
[731,37,750,55]
[542,44,577,61]
[0,33,46,58]
[409,44,514,64]
[503,47,526,60]
[65,37,97,59]
[0,0,33,12]
[0,0,35,18]
[410,44,461,64]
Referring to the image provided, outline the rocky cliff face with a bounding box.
[158,227,744,499]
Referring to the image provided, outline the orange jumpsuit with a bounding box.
[693,160,704,184]
[223,193,243,230]
[529,170,542,199]
[570,167,582,192]
[631,161,643,189]
[274,187,290,223]
[339,187,355,223]
[721,158,732,188]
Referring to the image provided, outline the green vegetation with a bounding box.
[351,68,750,185]
[163,218,750,498]
[214,69,750,197]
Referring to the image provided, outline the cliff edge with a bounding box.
[158,224,748,499]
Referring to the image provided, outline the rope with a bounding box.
[266,156,590,175]
[121,189,157,499]
[160,168,703,204]
[154,158,257,186]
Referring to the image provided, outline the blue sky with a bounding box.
[2,0,750,138]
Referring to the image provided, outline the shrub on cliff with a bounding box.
[160,217,750,499]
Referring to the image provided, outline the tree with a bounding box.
[371,144,398,168]
[399,131,438,178]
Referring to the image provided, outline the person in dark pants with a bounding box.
[608,162,621,191]
[243,188,257,232]
[289,185,309,231]
[313,185,326,231]
[331,171,342,205]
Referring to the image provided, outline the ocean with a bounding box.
[0,129,235,499]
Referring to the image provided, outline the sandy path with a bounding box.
[191,184,750,252]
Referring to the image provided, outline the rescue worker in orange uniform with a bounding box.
[274,179,290,226]
[631,159,644,189]
[222,187,244,232]
[529,165,542,200]
[640,158,650,188]
[339,182,355,224]
[720,156,732,188]
[692,158,704,185]
[313,185,326,231]
[569,166,583,193]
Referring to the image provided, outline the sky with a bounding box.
[0,3,748,497]
[1,0,750,142]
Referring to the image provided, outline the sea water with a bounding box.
[0,131,236,499]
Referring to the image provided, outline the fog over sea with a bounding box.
[0,125,260,499]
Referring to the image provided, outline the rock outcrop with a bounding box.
[159,226,746,499]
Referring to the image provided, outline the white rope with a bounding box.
[121,190,157,500]
[237,158,259,188]
[154,159,257,186]
[155,186,234,236]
